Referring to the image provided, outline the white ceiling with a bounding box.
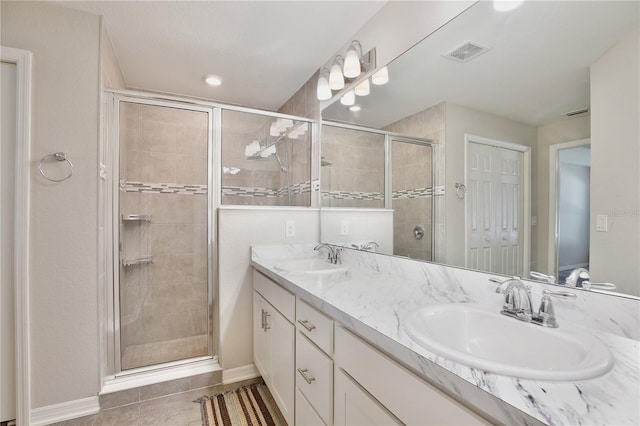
[55,0,387,110]
[324,0,640,128]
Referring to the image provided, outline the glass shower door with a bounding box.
[118,100,211,370]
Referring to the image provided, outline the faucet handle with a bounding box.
[534,289,576,328]
[581,281,617,290]
[530,271,556,283]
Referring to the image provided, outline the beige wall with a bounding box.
[101,24,125,90]
[534,115,590,274]
[444,103,537,268]
[590,25,640,296]
[1,1,101,408]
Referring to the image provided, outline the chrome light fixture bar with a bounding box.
[316,40,378,101]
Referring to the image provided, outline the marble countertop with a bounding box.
[251,244,640,426]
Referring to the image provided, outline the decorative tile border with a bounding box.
[321,190,384,201]
[222,180,312,198]
[392,187,433,199]
[121,181,207,195]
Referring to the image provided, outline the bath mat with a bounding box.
[196,383,286,426]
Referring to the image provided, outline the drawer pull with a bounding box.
[297,368,316,384]
[264,311,271,331]
[297,319,316,332]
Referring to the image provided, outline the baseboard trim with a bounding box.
[30,396,99,426]
[222,364,260,384]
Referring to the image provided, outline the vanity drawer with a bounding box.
[296,332,333,425]
[253,270,295,322]
[334,326,490,425]
[296,299,334,355]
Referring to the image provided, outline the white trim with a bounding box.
[222,364,260,384]
[102,358,221,394]
[464,134,531,276]
[547,138,591,280]
[1,46,32,426]
[30,397,99,426]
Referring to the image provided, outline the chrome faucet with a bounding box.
[565,268,616,290]
[351,241,379,251]
[492,277,576,328]
[494,277,534,322]
[314,244,343,264]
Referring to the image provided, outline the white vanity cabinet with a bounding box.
[295,299,334,425]
[253,271,295,426]
[334,326,491,426]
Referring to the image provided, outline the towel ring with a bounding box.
[38,152,73,182]
[455,182,467,199]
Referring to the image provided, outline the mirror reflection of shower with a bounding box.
[221,110,312,206]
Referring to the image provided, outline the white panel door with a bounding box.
[1,60,17,422]
[467,142,523,276]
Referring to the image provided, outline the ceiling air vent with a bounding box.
[564,108,589,117]
[443,41,491,63]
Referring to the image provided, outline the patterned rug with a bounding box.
[196,383,286,426]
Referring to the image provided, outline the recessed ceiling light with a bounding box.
[204,75,223,86]
[493,0,524,12]
[349,105,361,112]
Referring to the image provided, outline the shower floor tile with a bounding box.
[121,334,208,370]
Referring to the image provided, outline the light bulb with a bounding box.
[316,70,332,101]
[354,79,370,96]
[329,57,345,90]
[340,91,355,106]
[343,43,362,78]
[269,122,280,137]
[371,67,389,85]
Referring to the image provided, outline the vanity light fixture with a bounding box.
[340,90,355,106]
[329,56,345,90]
[371,66,389,85]
[493,0,524,12]
[343,41,363,78]
[348,105,362,112]
[316,68,332,101]
[204,74,223,86]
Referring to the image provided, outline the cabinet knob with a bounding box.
[297,319,316,332]
[297,368,316,384]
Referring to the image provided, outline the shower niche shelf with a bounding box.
[122,256,153,267]
[122,214,152,222]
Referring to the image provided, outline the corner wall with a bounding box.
[1,1,101,408]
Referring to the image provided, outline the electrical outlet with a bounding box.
[340,220,349,236]
[596,214,608,232]
[285,220,296,237]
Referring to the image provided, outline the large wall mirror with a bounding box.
[320,0,639,298]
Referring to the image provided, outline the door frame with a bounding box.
[1,46,33,426]
[547,138,591,281]
[464,134,531,276]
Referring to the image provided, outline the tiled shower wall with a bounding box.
[391,142,434,260]
[118,102,208,361]
[221,109,311,206]
[320,125,385,208]
[385,102,445,262]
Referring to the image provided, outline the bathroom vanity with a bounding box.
[251,244,640,425]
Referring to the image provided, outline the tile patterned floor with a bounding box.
[50,378,262,426]
[121,335,208,370]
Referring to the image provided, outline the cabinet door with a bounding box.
[253,292,269,381]
[334,369,401,426]
[267,304,295,426]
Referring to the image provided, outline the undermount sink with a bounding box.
[404,303,614,381]
[273,258,348,274]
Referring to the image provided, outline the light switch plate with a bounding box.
[596,214,608,232]
[340,220,349,236]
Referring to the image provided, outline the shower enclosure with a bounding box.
[103,92,313,381]
[114,98,213,371]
